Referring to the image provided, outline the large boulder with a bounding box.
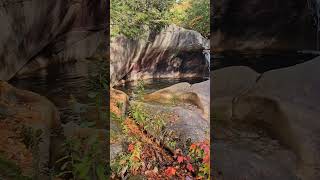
[137,80,210,150]
[212,0,316,51]
[212,56,320,179]
[0,81,61,179]
[130,102,209,151]
[110,25,209,86]
[0,0,107,80]
[211,66,259,121]
[144,80,210,120]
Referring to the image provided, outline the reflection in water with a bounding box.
[212,51,318,73]
[9,60,205,123]
[115,77,208,97]
[10,60,97,124]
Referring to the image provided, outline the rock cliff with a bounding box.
[110,25,209,86]
[0,0,107,80]
[212,0,317,52]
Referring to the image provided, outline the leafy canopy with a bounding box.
[111,0,210,39]
[168,0,210,38]
[111,0,175,38]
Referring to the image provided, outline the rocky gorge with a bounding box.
[110,25,210,86]
[110,24,211,178]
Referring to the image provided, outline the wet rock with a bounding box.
[110,25,209,86]
[0,81,61,179]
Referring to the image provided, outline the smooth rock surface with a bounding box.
[212,56,320,179]
[144,80,210,120]
[0,0,107,80]
[133,102,209,150]
[110,25,209,86]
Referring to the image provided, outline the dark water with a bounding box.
[9,60,206,123]
[212,51,318,73]
[115,77,208,96]
[10,60,99,124]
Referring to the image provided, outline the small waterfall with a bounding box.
[203,49,210,72]
[307,0,320,50]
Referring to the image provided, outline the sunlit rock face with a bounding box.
[0,0,107,80]
[212,0,317,52]
[110,25,209,86]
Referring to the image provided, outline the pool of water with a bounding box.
[212,51,318,73]
[115,77,208,97]
[9,59,103,124]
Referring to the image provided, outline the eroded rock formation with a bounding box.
[141,80,210,148]
[212,56,320,179]
[110,25,209,86]
[0,0,107,80]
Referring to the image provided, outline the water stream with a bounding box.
[203,49,211,72]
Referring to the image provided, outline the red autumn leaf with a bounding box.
[190,144,197,150]
[165,167,176,177]
[132,155,140,162]
[203,154,210,163]
[186,156,191,161]
[128,144,135,152]
[187,163,194,172]
[177,156,184,163]
[200,143,209,153]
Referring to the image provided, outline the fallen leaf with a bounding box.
[177,156,184,163]
[187,163,194,172]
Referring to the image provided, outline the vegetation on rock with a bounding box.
[111,0,210,38]
[110,80,210,179]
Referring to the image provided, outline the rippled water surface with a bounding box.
[115,77,208,96]
[212,51,318,73]
[10,60,99,124]
[10,60,207,123]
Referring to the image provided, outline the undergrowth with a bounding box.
[111,79,210,179]
[55,134,107,180]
